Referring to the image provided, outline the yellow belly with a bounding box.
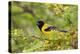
[41,24,53,40]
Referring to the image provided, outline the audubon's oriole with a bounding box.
[37,20,67,39]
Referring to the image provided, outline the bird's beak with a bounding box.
[37,22,39,26]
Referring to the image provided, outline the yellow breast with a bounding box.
[42,24,53,36]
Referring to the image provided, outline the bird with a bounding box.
[37,20,68,40]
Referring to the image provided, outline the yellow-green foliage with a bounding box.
[9,1,78,53]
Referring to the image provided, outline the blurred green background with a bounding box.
[9,1,78,53]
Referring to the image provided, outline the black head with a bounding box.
[37,20,44,31]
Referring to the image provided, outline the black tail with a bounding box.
[59,30,68,33]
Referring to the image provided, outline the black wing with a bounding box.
[44,26,57,31]
[44,26,68,33]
